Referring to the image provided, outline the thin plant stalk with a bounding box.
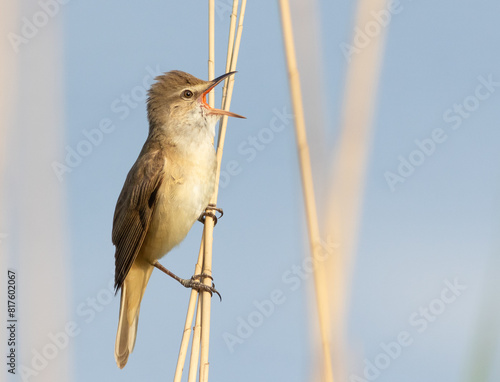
[221,0,239,110]
[200,1,246,381]
[208,0,215,85]
[188,297,203,382]
[278,1,334,381]
[325,0,387,380]
[173,1,245,380]
[173,238,204,382]
[199,226,214,382]
[198,1,216,380]
[230,1,246,72]
[213,0,247,201]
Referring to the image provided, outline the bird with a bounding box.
[112,70,244,368]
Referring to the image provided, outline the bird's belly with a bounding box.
[140,158,215,263]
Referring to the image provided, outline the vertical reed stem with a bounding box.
[278,1,334,381]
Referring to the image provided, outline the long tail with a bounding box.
[115,259,153,369]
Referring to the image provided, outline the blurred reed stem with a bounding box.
[278,1,335,381]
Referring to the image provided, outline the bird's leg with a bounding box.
[198,203,224,226]
[153,261,221,301]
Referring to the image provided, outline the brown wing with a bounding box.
[112,143,165,291]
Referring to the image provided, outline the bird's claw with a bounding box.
[181,274,222,301]
[198,204,224,226]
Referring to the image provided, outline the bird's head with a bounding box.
[147,70,244,134]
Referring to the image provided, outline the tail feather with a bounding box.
[115,260,153,368]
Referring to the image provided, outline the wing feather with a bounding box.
[112,143,165,291]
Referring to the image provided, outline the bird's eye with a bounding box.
[182,90,193,99]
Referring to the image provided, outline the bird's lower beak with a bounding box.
[201,72,246,119]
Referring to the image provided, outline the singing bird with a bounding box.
[112,70,244,368]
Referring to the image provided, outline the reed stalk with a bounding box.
[173,239,204,382]
[325,0,387,380]
[174,1,246,381]
[188,297,203,382]
[200,2,246,380]
[278,1,334,381]
[198,1,216,380]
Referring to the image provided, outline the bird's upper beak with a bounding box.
[201,72,246,119]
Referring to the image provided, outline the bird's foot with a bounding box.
[153,262,221,301]
[198,203,224,226]
[180,274,221,301]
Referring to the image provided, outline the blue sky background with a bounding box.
[6,0,500,381]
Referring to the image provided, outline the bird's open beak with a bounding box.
[201,72,246,119]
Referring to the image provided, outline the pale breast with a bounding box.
[140,142,216,262]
